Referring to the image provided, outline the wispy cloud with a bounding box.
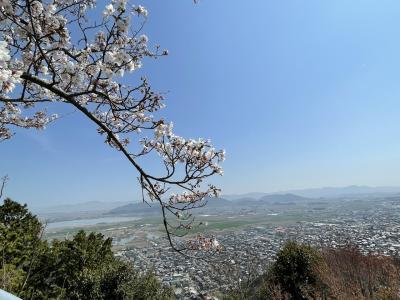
[23,130,59,154]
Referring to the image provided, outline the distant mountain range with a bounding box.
[223,185,400,200]
[107,202,158,215]
[107,197,233,216]
[33,185,400,221]
[33,200,132,222]
[33,200,131,214]
[106,193,311,216]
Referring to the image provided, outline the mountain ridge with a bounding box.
[223,185,400,200]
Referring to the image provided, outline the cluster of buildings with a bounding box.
[114,198,400,299]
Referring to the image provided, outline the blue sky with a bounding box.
[2,0,400,206]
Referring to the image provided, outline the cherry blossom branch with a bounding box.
[0,0,224,255]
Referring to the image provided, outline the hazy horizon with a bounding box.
[11,184,400,209]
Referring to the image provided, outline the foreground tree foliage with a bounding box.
[0,198,174,299]
[0,198,44,268]
[269,241,323,299]
[224,241,400,300]
[0,0,224,253]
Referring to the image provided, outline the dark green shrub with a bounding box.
[269,241,323,300]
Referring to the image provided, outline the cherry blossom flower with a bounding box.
[0,41,10,62]
[134,5,148,17]
[103,3,115,17]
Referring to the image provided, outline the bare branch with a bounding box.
[0,175,8,201]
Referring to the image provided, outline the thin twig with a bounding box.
[0,175,9,201]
